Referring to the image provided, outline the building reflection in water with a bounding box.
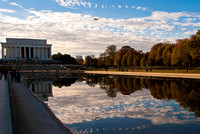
[27,81,53,101]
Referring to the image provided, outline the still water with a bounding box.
[25,74,200,134]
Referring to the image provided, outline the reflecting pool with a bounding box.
[25,74,200,134]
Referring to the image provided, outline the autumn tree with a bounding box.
[85,55,98,66]
[162,44,174,66]
[147,43,164,66]
[98,52,107,67]
[127,52,133,67]
[114,46,139,67]
[140,52,149,67]
[187,30,200,66]
[121,52,129,67]
[98,45,117,67]
[155,44,166,66]
[114,52,122,67]
[105,45,117,66]
[171,39,192,69]
[52,52,78,64]
[140,56,146,67]
[133,54,141,66]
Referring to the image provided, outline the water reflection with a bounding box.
[29,81,53,101]
[21,73,79,101]
[53,78,77,88]
[85,75,200,117]
[24,74,200,134]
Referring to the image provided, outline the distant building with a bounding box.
[76,55,83,65]
[76,55,83,60]
[1,38,52,60]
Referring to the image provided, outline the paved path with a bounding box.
[9,81,72,134]
[0,76,13,134]
[84,71,200,79]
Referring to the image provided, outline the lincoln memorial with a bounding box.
[1,38,52,60]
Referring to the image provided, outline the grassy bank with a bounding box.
[97,68,200,74]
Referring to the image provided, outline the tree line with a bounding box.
[85,30,200,68]
[51,52,78,64]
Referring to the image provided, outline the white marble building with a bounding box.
[1,38,52,60]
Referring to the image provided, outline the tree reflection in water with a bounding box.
[84,75,200,118]
[51,74,200,118]
[53,78,77,88]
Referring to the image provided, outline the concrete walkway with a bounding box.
[9,81,72,134]
[84,71,200,79]
[0,76,13,134]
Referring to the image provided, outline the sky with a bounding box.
[0,0,200,58]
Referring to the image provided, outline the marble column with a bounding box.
[6,47,8,58]
[41,48,43,59]
[11,47,13,58]
[49,48,51,58]
[28,47,31,59]
[14,47,16,58]
[46,48,48,59]
[19,47,21,58]
[2,46,4,59]
[38,47,40,58]
[8,47,10,58]
[36,47,38,58]
[24,47,26,59]
[33,47,35,58]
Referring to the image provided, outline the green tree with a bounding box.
[98,52,107,67]
[105,45,117,66]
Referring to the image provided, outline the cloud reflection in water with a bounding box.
[47,81,199,127]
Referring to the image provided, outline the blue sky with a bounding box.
[0,0,200,57]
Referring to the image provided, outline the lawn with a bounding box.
[98,68,200,74]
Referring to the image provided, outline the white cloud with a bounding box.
[137,6,142,10]
[9,2,24,9]
[94,4,97,8]
[0,8,15,13]
[0,6,199,57]
[55,0,93,8]
[142,7,146,11]
[147,11,188,20]
[184,18,197,21]
[54,0,148,10]
[88,2,91,8]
